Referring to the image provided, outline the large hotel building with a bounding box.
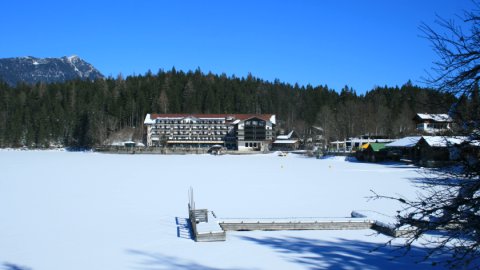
[144,114,276,151]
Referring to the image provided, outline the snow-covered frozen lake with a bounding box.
[0,151,447,270]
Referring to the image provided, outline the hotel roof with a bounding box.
[144,113,276,124]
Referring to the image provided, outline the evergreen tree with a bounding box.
[0,68,457,148]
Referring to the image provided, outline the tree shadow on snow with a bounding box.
[127,249,256,270]
[238,235,451,270]
[406,165,467,186]
[406,173,464,186]
[2,263,32,270]
[346,158,417,169]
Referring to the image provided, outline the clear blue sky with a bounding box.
[0,0,477,93]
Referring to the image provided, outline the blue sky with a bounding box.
[0,1,477,93]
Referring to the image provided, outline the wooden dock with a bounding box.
[186,189,411,242]
[188,210,411,242]
[219,217,373,232]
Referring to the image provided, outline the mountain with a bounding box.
[0,55,104,86]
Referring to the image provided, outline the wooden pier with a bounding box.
[219,218,373,232]
[186,189,411,242]
[188,210,411,242]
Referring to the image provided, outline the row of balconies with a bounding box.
[167,137,224,141]
[153,125,228,130]
[152,131,227,136]
[155,120,225,124]
[237,131,272,135]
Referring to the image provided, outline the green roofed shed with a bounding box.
[368,143,386,152]
[361,143,387,162]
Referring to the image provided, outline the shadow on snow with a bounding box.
[127,249,256,270]
[2,263,32,270]
[127,235,454,270]
[237,235,451,270]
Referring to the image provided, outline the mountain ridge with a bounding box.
[0,55,104,86]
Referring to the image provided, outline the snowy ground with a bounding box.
[0,151,448,270]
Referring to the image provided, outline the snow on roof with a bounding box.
[144,114,155,124]
[385,136,422,148]
[273,139,299,144]
[387,136,479,148]
[422,136,467,147]
[145,113,275,123]
[270,115,276,125]
[415,113,452,122]
[276,130,294,140]
[110,141,124,146]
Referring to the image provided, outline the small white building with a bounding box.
[329,136,393,152]
[413,113,453,134]
[272,130,300,150]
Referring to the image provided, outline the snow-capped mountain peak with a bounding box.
[0,55,104,86]
[67,55,79,62]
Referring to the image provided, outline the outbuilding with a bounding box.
[357,143,387,162]
[416,136,465,167]
[384,136,422,162]
[272,130,300,151]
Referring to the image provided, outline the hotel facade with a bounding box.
[144,113,276,151]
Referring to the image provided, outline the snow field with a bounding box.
[0,151,445,270]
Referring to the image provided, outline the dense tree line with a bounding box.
[0,69,456,148]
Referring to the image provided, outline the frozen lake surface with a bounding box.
[0,151,447,269]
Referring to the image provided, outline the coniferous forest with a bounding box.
[0,68,456,148]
